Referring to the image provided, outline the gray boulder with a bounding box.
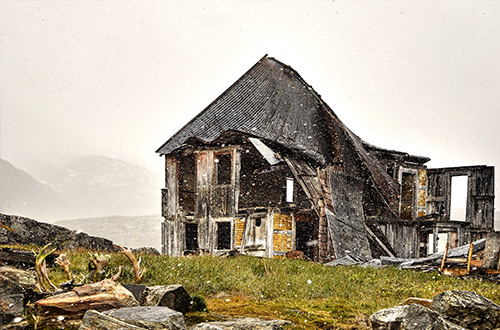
[192,318,292,330]
[104,306,186,330]
[430,290,500,329]
[0,273,24,325]
[141,285,192,313]
[369,303,465,330]
[80,310,147,330]
[123,284,147,303]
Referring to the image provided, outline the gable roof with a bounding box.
[156,56,333,164]
[156,55,403,216]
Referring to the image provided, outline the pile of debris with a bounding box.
[370,290,500,329]
[328,233,500,281]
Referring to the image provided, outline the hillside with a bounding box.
[0,159,79,221]
[48,155,162,219]
[55,214,162,251]
[0,156,163,222]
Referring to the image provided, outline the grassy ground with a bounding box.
[46,250,500,329]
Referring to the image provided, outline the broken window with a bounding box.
[185,223,198,251]
[217,222,231,250]
[450,175,467,221]
[215,153,232,186]
[401,172,416,220]
[178,154,196,212]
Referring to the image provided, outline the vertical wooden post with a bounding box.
[467,243,474,273]
[440,243,449,272]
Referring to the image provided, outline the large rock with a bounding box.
[0,274,24,325]
[35,279,139,314]
[80,310,147,330]
[430,290,500,329]
[369,303,465,330]
[104,306,186,330]
[123,284,147,303]
[192,318,292,330]
[141,285,192,313]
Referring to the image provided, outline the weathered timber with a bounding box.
[35,279,139,314]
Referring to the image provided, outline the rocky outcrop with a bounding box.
[0,213,117,252]
[371,290,500,330]
[103,306,186,329]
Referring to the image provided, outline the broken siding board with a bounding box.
[196,151,213,250]
[327,170,372,260]
[165,156,179,217]
[283,157,323,202]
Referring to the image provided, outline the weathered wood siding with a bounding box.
[427,166,495,227]
[376,220,419,258]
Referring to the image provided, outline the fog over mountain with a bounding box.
[0,155,163,223]
[0,158,77,221]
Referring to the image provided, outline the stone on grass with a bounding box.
[104,306,186,330]
[430,290,500,329]
[141,285,192,313]
[192,317,292,330]
[369,303,465,330]
[123,284,147,303]
[80,310,147,330]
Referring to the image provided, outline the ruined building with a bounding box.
[156,56,495,262]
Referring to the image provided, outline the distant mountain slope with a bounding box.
[55,215,162,251]
[0,159,79,221]
[48,155,162,219]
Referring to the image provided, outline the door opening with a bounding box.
[296,221,315,260]
[217,222,231,250]
[185,223,198,251]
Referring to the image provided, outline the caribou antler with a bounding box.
[118,246,146,283]
[34,243,57,292]
[56,253,72,281]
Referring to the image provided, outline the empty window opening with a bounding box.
[185,223,198,251]
[401,172,416,220]
[451,175,468,221]
[179,154,196,212]
[217,222,231,250]
[286,178,294,203]
[296,221,316,260]
[215,153,232,185]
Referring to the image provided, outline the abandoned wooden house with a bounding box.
[156,55,495,262]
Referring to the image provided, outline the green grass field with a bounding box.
[47,251,500,329]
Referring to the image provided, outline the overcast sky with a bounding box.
[0,1,499,209]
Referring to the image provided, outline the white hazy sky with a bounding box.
[1,1,499,209]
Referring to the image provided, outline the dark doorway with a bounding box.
[217,222,231,250]
[296,221,315,259]
[185,223,198,251]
